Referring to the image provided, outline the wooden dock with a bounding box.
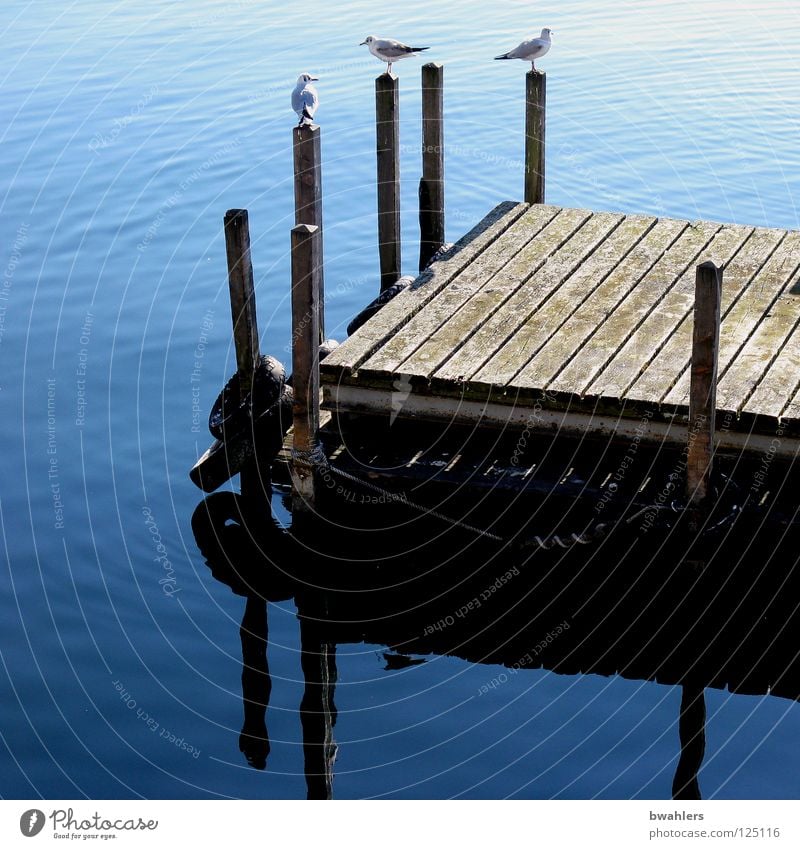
[322,201,800,456]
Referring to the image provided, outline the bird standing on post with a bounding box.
[494,28,553,71]
[291,73,319,125]
[359,36,430,73]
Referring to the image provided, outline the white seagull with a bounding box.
[495,28,553,71]
[291,73,319,125]
[359,36,430,73]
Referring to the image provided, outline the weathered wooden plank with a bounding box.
[744,317,800,419]
[440,211,621,386]
[321,201,527,378]
[544,220,720,397]
[359,204,562,376]
[435,214,655,384]
[435,215,656,381]
[716,254,800,416]
[778,380,800,421]
[586,224,752,401]
[718,322,799,416]
[665,230,800,407]
[395,206,597,380]
[626,226,784,404]
[510,217,687,392]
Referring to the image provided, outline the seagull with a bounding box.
[359,36,430,73]
[495,28,553,71]
[291,73,319,125]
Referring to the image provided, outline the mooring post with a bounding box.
[293,123,325,342]
[524,71,546,205]
[376,72,401,290]
[290,223,321,513]
[687,261,722,509]
[224,209,264,499]
[224,209,260,396]
[419,62,445,272]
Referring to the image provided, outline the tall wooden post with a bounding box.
[419,62,445,272]
[687,261,722,507]
[293,124,325,342]
[376,72,401,290]
[524,71,546,204]
[224,209,260,397]
[224,209,263,498]
[291,223,321,512]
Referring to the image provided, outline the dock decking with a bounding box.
[322,202,800,456]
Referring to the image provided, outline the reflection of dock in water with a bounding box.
[193,491,800,799]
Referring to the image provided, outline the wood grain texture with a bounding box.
[321,201,527,379]
[664,233,800,409]
[460,211,621,387]
[513,216,688,391]
[626,226,784,404]
[585,223,752,402]
[321,201,800,445]
[362,204,561,376]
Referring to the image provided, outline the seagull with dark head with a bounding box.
[291,73,319,126]
[495,28,553,71]
[359,36,430,74]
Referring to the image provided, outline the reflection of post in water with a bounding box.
[239,596,271,770]
[299,615,338,800]
[672,684,706,800]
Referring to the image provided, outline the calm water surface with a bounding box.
[2,0,800,799]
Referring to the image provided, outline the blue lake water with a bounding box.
[2,0,800,799]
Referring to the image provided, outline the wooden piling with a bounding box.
[687,261,722,506]
[376,72,401,290]
[293,124,325,341]
[524,71,546,205]
[290,223,321,512]
[224,209,260,397]
[224,209,264,498]
[419,62,445,272]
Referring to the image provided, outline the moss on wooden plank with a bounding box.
[396,207,600,381]
[320,201,528,379]
[626,226,783,404]
[587,223,753,401]
[434,210,621,386]
[665,230,800,407]
[360,204,561,378]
